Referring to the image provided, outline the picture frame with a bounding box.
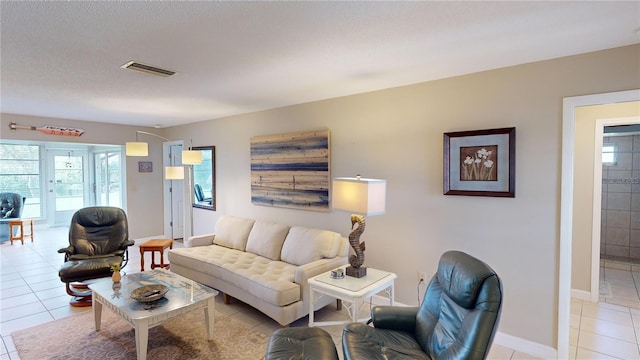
[138,161,153,173]
[443,127,515,197]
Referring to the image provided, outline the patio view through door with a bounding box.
[94,151,122,208]
[48,150,88,226]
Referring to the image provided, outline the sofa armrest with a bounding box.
[294,256,349,303]
[371,306,419,333]
[184,233,215,248]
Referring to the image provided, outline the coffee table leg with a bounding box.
[135,321,149,360]
[93,297,103,331]
[204,297,215,340]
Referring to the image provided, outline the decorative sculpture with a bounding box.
[9,122,85,136]
[346,214,367,278]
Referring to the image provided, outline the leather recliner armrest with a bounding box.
[121,239,135,248]
[57,245,74,255]
[371,306,419,333]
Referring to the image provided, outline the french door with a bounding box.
[94,151,122,207]
[47,150,88,226]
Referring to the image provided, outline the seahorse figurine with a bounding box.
[347,214,367,277]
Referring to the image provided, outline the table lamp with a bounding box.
[332,176,386,278]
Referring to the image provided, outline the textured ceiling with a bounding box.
[1,1,639,128]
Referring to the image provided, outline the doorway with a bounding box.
[560,90,640,359]
[163,142,185,240]
[588,118,640,304]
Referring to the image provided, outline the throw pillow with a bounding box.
[213,215,255,251]
[245,221,290,261]
[280,226,341,266]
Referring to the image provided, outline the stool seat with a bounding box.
[265,327,338,360]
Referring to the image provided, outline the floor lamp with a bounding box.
[125,131,201,239]
[182,149,202,238]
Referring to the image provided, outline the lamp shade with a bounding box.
[125,142,149,156]
[332,177,386,216]
[165,166,184,180]
[182,150,202,165]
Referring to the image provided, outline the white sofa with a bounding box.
[168,215,349,326]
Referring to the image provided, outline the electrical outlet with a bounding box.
[417,272,427,283]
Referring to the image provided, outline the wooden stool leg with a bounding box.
[28,220,34,242]
[140,247,145,271]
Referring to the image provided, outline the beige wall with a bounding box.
[1,44,638,350]
[0,113,167,239]
[167,44,640,349]
[572,102,640,292]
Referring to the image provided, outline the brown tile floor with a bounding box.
[1,226,538,360]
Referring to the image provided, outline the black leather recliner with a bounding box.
[58,206,134,306]
[0,192,24,242]
[342,251,503,360]
[194,183,212,204]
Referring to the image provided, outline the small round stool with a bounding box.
[265,327,338,360]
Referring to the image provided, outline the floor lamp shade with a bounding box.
[332,177,386,215]
[165,166,184,180]
[125,142,149,156]
[182,150,202,165]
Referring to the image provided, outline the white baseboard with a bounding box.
[371,295,556,358]
[133,235,167,244]
[493,332,557,359]
[571,288,592,301]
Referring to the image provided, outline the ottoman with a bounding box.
[265,327,338,360]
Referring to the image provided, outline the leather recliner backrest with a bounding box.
[69,206,129,256]
[414,251,503,360]
[194,184,205,202]
[0,192,24,219]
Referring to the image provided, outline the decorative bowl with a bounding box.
[131,284,169,302]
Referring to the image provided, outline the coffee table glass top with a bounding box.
[89,269,218,319]
[313,266,393,292]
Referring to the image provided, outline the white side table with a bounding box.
[308,266,397,327]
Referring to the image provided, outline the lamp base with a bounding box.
[346,266,367,278]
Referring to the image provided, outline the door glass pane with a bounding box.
[107,152,121,207]
[55,154,84,211]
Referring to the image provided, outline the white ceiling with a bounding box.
[1,1,639,128]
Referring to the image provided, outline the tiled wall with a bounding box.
[601,134,640,262]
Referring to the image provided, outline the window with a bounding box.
[0,144,41,217]
[602,144,617,165]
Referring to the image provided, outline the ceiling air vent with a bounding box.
[120,61,176,77]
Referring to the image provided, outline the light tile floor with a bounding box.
[0,226,601,360]
[567,260,640,360]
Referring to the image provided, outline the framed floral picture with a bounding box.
[443,127,515,197]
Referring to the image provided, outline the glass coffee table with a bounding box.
[88,269,218,360]
[308,266,396,327]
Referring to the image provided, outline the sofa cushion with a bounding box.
[246,221,290,261]
[280,226,342,266]
[169,246,300,306]
[213,215,255,251]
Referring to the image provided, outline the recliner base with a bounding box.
[65,282,93,307]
